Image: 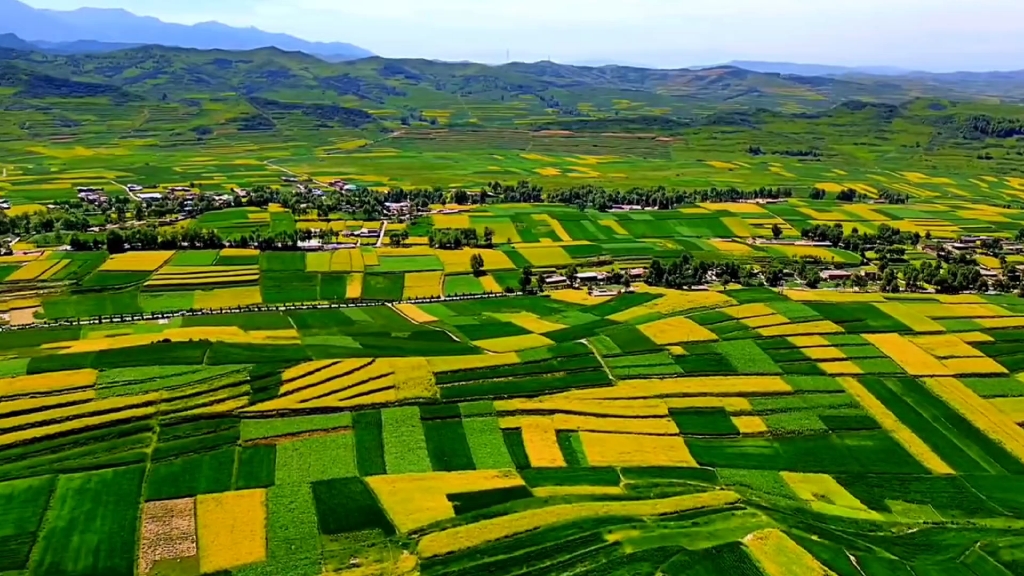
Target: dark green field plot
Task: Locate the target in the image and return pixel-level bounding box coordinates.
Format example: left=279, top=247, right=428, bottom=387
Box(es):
left=260, top=251, right=307, bottom=272
left=31, top=466, right=146, bottom=576
left=444, top=274, right=485, bottom=296
left=672, top=408, right=741, bottom=436
left=0, top=476, right=55, bottom=572
left=261, top=271, right=320, bottom=303
left=312, top=477, right=395, bottom=535
left=362, top=274, right=405, bottom=301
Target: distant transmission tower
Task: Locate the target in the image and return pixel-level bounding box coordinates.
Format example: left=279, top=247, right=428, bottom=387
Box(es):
left=507, top=49, right=510, bottom=62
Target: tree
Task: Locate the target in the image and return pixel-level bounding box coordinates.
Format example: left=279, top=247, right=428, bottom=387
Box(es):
left=565, top=264, right=578, bottom=287
left=880, top=268, right=901, bottom=293
left=106, top=228, right=126, bottom=254
left=389, top=231, right=405, bottom=248
left=519, top=267, right=534, bottom=293
left=470, top=253, right=485, bottom=276
left=763, top=264, right=786, bottom=288
left=851, top=273, right=869, bottom=291
left=903, top=266, right=923, bottom=292
left=482, top=227, right=494, bottom=248
left=771, top=224, right=783, bottom=240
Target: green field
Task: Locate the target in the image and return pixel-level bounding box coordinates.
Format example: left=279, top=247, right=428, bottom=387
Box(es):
left=1, top=287, right=1024, bottom=574
left=5, top=42, right=1024, bottom=576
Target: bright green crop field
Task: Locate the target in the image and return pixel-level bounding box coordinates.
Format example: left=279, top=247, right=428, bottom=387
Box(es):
left=5, top=45, right=1024, bottom=576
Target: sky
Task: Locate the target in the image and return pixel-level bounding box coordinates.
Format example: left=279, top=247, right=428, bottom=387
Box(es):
left=21, top=0, right=1024, bottom=71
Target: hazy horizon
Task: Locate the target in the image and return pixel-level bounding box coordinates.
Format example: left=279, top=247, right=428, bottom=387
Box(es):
left=18, top=0, right=1024, bottom=72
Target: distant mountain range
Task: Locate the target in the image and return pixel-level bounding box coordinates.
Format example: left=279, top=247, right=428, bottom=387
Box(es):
left=0, top=0, right=373, bottom=60
left=723, top=61, right=914, bottom=77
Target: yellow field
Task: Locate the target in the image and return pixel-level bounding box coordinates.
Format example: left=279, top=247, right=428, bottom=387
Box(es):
left=909, top=335, right=984, bottom=358
left=838, top=377, right=954, bottom=475
left=532, top=486, right=623, bottom=497
left=0, top=390, right=96, bottom=416
left=758, top=321, right=844, bottom=337
left=874, top=303, right=946, bottom=332
left=391, top=357, right=437, bottom=400
left=394, top=303, right=438, bottom=323
left=194, top=286, right=262, bottom=309
left=4, top=259, right=60, bottom=282
left=0, top=406, right=156, bottom=448
left=664, top=397, right=754, bottom=412
left=331, top=249, right=365, bottom=272
left=403, top=271, right=443, bottom=299
left=496, top=398, right=670, bottom=418
left=37, top=259, right=71, bottom=281
left=942, top=357, right=1008, bottom=375
left=99, top=251, right=175, bottom=272
left=0, top=369, right=97, bottom=398
left=146, top=274, right=261, bottom=288
left=260, top=362, right=395, bottom=409
left=579, top=432, right=697, bottom=467
left=770, top=245, right=840, bottom=260
left=0, top=393, right=159, bottom=433
left=519, top=417, right=566, bottom=467
left=785, top=290, right=883, bottom=303
left=957, top=331, right=994, bottom=343
left=479, top=275, right=502, bottom=292
left=638, top=316, right=718, bottom=345
left=0, top=253, right=42, bottom=264
left=517, top=246, right=573, bottom=267
left=219, top=248, right=259, bottom=258
left=722, top=217, right=756, bottom=237
left=436, top=249, right=516, bottom=273
left=533, top=214, right=573, bottom=242
left=923, top=377, right=1024, bottom=464
left=596, top=218, right=628, bottom=235
left=502, top=414, right=680, bottom=436
left=903, top=303, right=1011, bottom=318
left=432, top=213, right=471, bottom=229
left=475, top=334, right=554, bottom=353
left=744, top=529, right=833, bottom=576
left=724, top=303, right=776, bottom=319
left=709, top=239, right=754, bottom=253
left=803, top=347, right=846, bottom=360
left=781, top=472, right=878, bottom=518
left=196, top=490, right=267, bottom=573
left=742, top=314, right=789, bottom=328
left=991, top=397, right=1024, bottom=424
left=367, top=470, right=524, bottom=533
left=732, top=415, right=768, bottom=434
left=787, top=335, right=831, bottom=347
left=426, top=353, right=519, bottom=372
left=864, top=334, right=951, bottom=376
left=819, top=361, right=863, bottom=375
left=346, top=273, right=364, bottom=299
left=699, top=202, right=766, bottom=214
left=44, top=326, right=300, bottom=354
left=418, top=491, right=740, bottom=558
left=611, top=285, right=735, bottom=321
left=554, top=377, right=791, bottom=401
left=548, top=290, right=615, bottom=306
left=491, top=312, right=567, bottom=334
left=976, top=317, right=1024, bottom=329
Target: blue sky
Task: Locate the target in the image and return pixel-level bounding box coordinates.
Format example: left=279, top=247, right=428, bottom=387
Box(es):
left=22, top=0, right=1024, bottom=71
